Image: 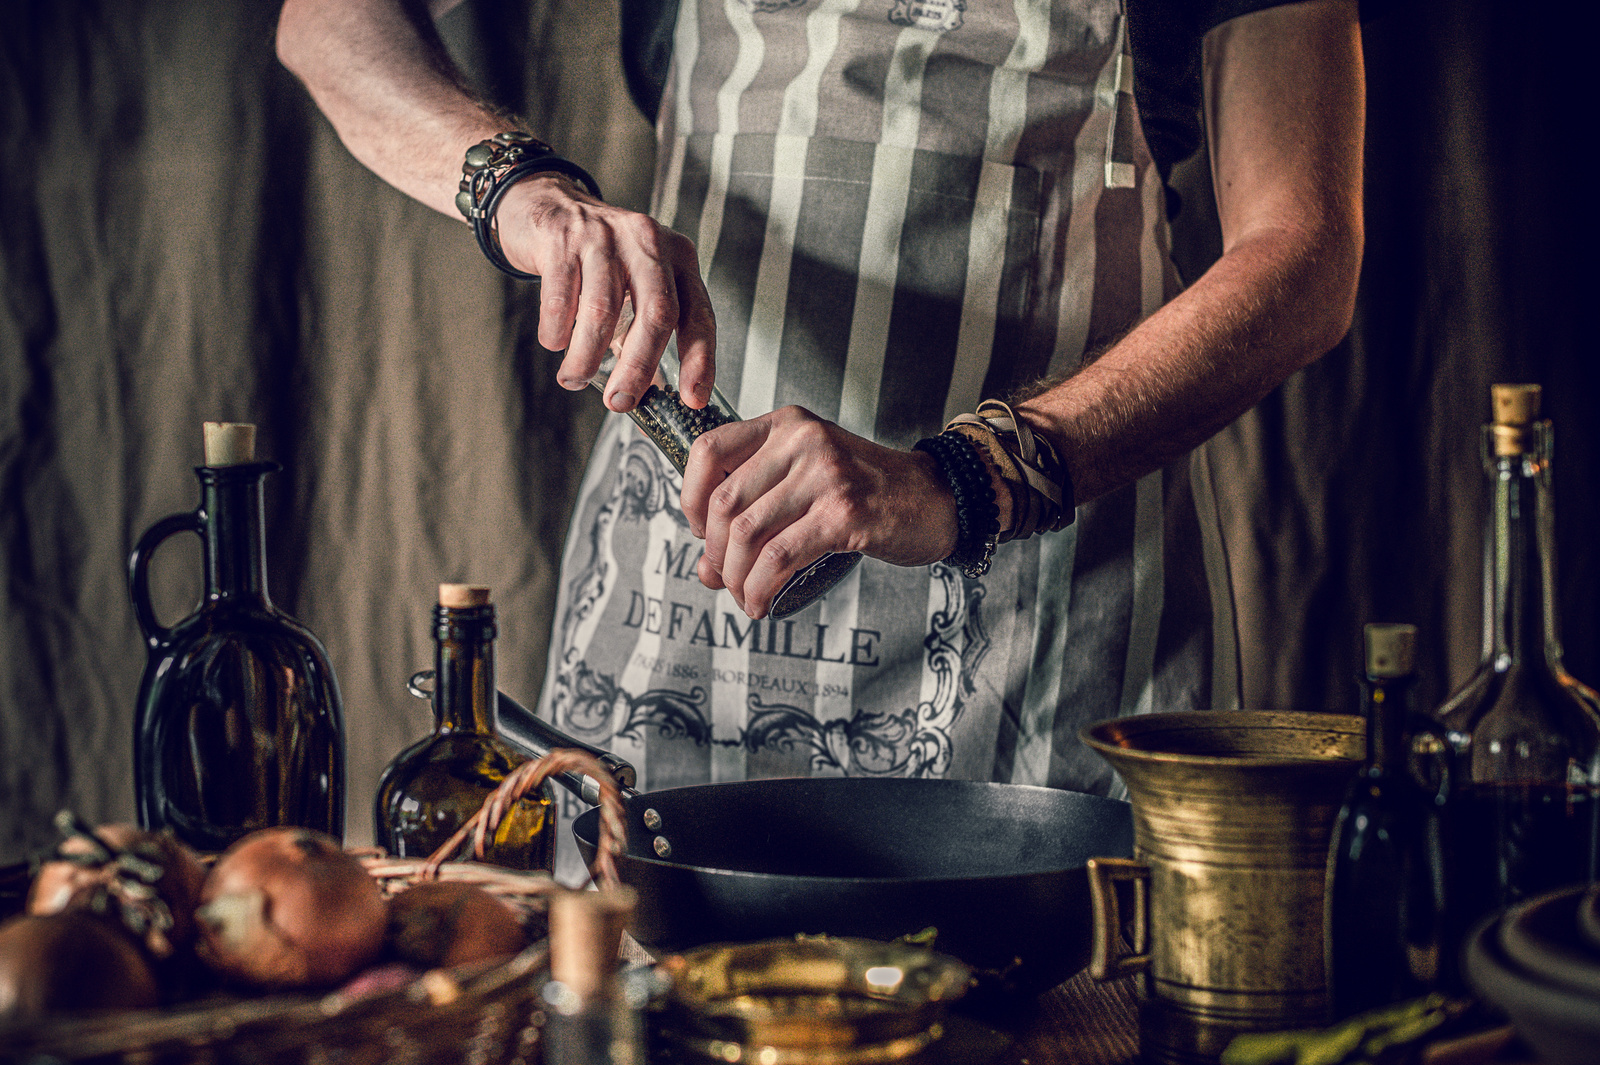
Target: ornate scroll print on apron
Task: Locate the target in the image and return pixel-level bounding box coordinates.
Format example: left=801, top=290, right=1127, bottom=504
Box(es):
left=539, top=0, right=1234, bottom=879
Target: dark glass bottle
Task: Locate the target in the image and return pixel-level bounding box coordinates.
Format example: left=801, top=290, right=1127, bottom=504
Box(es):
left=1326, top=623, right=1446, bottom=1019
left=374, top=585, right=557, bottom=872
left=130, top=422, right=345, bottom=851
left=1437, top=384, right=1600, bottom=935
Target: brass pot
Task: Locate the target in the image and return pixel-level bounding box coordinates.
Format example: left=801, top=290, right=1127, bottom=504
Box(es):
left=1080, top=711, right=1363, bottom=1065
left=654, top=936, right=973, bottom=1064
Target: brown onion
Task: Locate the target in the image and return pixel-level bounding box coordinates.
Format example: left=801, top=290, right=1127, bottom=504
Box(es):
left=0, top=913, right=160, bottom=1020
left=195, top=827, right=386, bottom=990
left=28, top=822, right=206, bottom=959
left=386, top=881, right=529, bottom=970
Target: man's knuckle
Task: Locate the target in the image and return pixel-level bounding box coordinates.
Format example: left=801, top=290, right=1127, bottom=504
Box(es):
left=761, top=537, right=797, bottom=573
left=638, top=300, right=677, bottom=335
left=729, top=511, right=764, bottom=545
left=708, top=483, right=740, bottom=519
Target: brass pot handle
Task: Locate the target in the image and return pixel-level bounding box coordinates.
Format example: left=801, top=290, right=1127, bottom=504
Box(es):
left=1087, top=856, right=1151, bottom=981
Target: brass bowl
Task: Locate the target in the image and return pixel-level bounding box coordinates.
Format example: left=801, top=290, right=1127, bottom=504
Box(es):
left=655, top=936, right=972, bottom=1064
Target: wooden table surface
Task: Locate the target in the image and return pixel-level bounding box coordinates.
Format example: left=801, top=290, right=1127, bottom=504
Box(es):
left=929, top=969, right=1140, bottom=1065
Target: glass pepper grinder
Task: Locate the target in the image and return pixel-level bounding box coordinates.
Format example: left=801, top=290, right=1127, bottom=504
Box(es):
left=592, top=309, right=862, bottom=620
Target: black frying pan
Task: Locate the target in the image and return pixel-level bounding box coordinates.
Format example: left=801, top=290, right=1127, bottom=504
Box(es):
left=499, top=693, right=1132, bottom=995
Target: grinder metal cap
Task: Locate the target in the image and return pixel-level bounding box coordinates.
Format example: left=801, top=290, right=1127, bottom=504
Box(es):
left=1490, top=383, right=1542, bottom=456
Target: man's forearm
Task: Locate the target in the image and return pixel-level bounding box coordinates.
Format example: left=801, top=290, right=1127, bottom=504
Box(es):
left=275, top=0, right=516, bottom=218
left=1019, top=217, right=1360, bottom=505
left=1017, top=0, right=1364, bottom=509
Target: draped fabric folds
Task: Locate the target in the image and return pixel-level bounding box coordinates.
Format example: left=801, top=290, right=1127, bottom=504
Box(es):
left=2, top=0, right=1595, bottom=865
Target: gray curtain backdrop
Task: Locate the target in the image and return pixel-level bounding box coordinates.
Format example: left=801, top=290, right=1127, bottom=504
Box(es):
left=2, top=0, right=1594, bottom=864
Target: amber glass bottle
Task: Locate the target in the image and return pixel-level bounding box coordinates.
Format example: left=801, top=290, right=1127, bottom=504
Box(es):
left=374, top=585, right=556, bottom=871
left=1437, top=385, right=1600, bottom=938
left=130, top=422, right=346, bottom=851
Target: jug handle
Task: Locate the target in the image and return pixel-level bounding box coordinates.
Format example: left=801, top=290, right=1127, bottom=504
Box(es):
left=128, top=512, right=204, bottom=649
left=1087, top=856, right=1151, bottom=981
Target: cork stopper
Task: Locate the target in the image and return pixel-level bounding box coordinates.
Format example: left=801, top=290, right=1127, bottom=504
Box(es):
left=202, top=422, right=256, bottom=466
left=1364, top=623, right=1417, bottom=679
left=1490, top=384, right=1542, bottom=456
left=548, top=887, right=637, bottom=1003
left=1491, top=383, right=1542, bottom=425
left=438, top=584, right=492, bottom=608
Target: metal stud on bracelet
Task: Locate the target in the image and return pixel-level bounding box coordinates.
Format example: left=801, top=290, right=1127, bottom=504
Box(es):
left=455, top=131, right=602, bottom=280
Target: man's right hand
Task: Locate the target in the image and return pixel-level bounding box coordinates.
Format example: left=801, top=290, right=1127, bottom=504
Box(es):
left=275, top=0, right=716, bottom=413
left=495, top=173, right=716, bottom=414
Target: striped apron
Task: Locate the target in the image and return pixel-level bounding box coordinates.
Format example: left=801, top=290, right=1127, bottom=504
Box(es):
left=538, top=0, right=1238, bottom=879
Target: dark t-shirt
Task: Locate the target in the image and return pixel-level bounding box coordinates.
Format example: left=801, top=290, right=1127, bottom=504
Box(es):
left=618, top=0, right=1297, bottom=199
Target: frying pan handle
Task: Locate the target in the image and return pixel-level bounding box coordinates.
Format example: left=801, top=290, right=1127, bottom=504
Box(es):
left=1087, top=856, right=1151, bottom=981
left=496, top=688, right=638, bottom=801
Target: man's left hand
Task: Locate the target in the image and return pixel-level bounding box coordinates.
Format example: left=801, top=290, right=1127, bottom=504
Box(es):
left=679, top=406, right=959, bottom=618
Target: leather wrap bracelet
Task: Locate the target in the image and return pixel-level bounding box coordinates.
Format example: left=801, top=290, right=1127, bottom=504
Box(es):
left=914, top=431, right=1000, bottom=578
left=945, top=399, right=1075, bottom=541
left=455, top=131, right=602, bottom=280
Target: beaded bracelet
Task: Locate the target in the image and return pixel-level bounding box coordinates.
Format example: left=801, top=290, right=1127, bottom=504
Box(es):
left=914, top=431, right=1000, bottom=578
left=945, top=399, right=1074, bottom=541
left=455, top=131, right=602, bottom=280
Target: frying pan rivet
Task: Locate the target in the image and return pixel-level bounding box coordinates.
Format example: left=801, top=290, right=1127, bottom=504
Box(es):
left=643, top=808, right=663, bottom=831
left=653, top=835, right=673, bottom=859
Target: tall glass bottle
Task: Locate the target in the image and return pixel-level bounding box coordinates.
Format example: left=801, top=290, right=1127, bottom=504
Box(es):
left=374, top=585, right=557, bottom=872
left=1437, top=384, right=1600, bottom=933
left=1326, top=623, right=1446, bottom=1018
left=130, top=422, right=346, bottom=851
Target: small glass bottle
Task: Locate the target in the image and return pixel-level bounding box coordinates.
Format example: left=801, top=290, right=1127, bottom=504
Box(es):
left=1326, top=623, right=1446, bottom=1018
left=591, top=319, right=862, bottom=620
left=542, top=887, right=645, bottom=1065
left=374, top=585, right=557, bottom=871
left=130, top=422, right=346, bottom=851
left=1437, top=384, right=1600, bottom=933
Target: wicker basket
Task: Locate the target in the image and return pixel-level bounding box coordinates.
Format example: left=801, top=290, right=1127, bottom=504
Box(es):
left=0, top=749, right=627, bottom=1065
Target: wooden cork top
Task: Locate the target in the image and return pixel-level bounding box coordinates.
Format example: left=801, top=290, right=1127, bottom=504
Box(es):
left=1491, top=383, right=1541, bottom=425
left=548, top=887, right=637, bottom=1003
left=202, top=422, right=256, bottom=466
left=1490, top=384, right=1543, bottom=456
left=438, top=584, right=492, bottom=608
left=1364, top=623, right=1417, bottom=679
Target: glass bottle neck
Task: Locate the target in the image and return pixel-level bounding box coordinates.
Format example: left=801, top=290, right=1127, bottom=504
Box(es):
left=198, top=463, right=276, bottom=605
left=1487, top=445, right=1558, bottom=672
left=1361, top=675, right=1414, bottom=773
left=433, top=605, right=497, bottom=734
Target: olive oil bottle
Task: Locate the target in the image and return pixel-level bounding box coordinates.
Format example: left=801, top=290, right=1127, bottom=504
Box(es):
left=1436, top=385, right=1600, bottom=940
left=374, top=585, right=556, bottom=872
left=130, top=422, right=345, bottom=851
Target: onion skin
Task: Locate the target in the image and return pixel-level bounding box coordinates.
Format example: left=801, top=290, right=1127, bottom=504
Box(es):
left=195, top=828, right=387, bottom=990
left=386, top=881, right=529, bottom=970
left=0, top=913, right=160, bottom=1020
left=27, top=824, right=207, bottom=958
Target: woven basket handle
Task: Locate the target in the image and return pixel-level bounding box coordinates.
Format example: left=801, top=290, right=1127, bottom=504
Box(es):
left=420, top=748, right=627, bottom=890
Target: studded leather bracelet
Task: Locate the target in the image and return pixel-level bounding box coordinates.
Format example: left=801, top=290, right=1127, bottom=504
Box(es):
left=454, top=131, right=602, bottom=280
